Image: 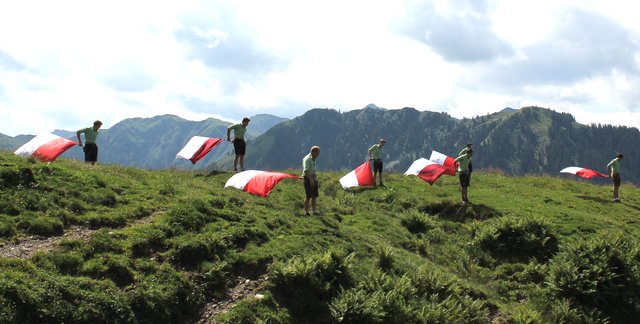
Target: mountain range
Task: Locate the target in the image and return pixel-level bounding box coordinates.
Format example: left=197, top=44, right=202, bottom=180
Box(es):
left=2, top=106, right=638, bottom=184
left=240, top=106, right=640, bottom=184
left=0, top=114, right=288, bottom=170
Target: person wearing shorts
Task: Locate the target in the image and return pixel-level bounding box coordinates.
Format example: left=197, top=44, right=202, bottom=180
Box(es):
left=76, top=120, right=102, bottom=165
left=607, top=153, right=623, bottom=203
left=303, top=146, right=320, bottom=216
left=227, top=117, right=250, bottom=172
left=454, top=149, right=473, bottom=204
left=368, top=138, right=386, bottom=186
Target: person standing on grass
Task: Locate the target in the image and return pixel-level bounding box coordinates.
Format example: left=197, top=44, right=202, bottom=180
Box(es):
left=454, top=149, right=473, bottom=204
left=368, top=138, right=386, bottom=187
left=459, top=143, right=473, bottom=175
left=76, top=120, right=102, bottom=165
left=227, top=117, right=250, bottom=172
left=607, top=153, right=624, bottom=203
left=303, top=146, right=320, bottom=216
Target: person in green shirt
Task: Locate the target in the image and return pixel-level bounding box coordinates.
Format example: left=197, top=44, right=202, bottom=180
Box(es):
left=302, top=146, right=320, bottom=216
left=76, top=120, right=102, bottom=165
left=459, top=143, right=473, bottom=174
left=368, top=138, right=386, bottom=186
left=607, top=153, right=624, bottom=203
left=454, top=149, right=473, bottom=204
left=226, top=117, right=250, bottom=172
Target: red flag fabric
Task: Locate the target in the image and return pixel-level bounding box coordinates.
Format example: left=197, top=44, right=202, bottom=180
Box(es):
left=560, top=167, right=608, bottom=179
left=176, top=136, right=223, bottom=164
left=429, top=150, right=456, bottom=176
left=404, top=158, right=449, bottom=185
left=225, top=170, right=298, bottom=197
left=339, top=161, right=375, bottom=188
left=14, top=133, right=77, bottom=162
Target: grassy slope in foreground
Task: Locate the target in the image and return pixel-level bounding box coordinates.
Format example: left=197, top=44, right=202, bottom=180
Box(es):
left=0, top=152, right=639, bottom=323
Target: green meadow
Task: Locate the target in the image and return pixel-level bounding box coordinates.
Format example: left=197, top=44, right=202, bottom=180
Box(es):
left=1, top=151, right=639, bottom=323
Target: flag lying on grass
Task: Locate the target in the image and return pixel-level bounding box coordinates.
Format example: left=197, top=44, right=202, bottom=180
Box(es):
left=176, top=136, right=223, bottom=164
left=404, top=158, right=450, bottom=185
left=14, top=133, right=76, bottom=162
left=429, top=150, right=456, bottom=175
left=560, top=167, right=608, bottom=179
left=225, top=170, right=298, bottom=197
left=339, top=161, right=375, bottom=189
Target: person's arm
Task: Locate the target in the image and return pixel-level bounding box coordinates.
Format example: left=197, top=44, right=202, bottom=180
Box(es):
left=226, top=126, right=232, bottom=142
left=459, top=148, right=467, bottom=156
left=368, top=146, right=373, bottom=160
left=76, top=130, right=84, bottom=147
left=607, top=161, right=613, bottom=177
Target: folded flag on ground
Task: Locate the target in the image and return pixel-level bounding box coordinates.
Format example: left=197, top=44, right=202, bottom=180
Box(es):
left=14, top=133, right=76, bottom=162
left=404, top=158, right=450, bottom=185
left=225, top=170, right=298, bottom=197
left=339, top=160, right=375, bottom=189
left=560, top=167, right=608, bottom=179
left=176, top=136, right=223, bottom=164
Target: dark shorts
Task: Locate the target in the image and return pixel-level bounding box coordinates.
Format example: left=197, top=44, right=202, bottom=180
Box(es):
left=233, top=139, right=246, bottom=155
left=83, top=143, right=98, bottom=162
left=468, top=161, right=473, bottom=173
left=613, top=173, right=621, bottom=187
left=304, top=176, right=319, bottom=198
left=459, top=172, right=470, bottom=188
left=373, top=159, right=383, bottom=173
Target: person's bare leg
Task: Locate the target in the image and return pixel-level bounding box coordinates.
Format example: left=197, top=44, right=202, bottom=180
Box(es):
left=239, top=155, right=245, bottom=171
left=311, top=197, right=317, bottom=214
left=304, top=197, right=310, bottom=214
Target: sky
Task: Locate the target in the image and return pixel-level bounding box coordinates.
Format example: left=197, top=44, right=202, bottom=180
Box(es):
left=1, top=0, right=640, bottom=136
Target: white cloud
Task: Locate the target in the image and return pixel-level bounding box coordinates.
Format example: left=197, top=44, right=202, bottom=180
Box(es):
left=1, top=0, right=640, bottom=136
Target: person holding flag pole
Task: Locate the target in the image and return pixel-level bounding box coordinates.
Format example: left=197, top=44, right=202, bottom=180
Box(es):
left=607, top=153, right=624, bottom=203
left=368, top=138, right=386, bottom=187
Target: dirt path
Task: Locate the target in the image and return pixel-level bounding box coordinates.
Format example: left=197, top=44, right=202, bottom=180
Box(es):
left=196, top=275, right=269, bottom=323
left=0, top=211, right=163, bottom=259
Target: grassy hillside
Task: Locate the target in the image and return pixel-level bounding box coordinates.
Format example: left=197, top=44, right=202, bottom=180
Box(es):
left=1, top=152, right=639, bottom=323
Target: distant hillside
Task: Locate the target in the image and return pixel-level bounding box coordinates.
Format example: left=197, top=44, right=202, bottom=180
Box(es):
left=242, top=106, right=640, bottom=184
left=1, top=113, right=287, bottom=169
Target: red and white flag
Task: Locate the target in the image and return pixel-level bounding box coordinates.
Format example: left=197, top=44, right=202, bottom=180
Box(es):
left=339, top=161, right=375, bottom=189
left=14, top=133, right=76, bottom=162
left=176, top=136, right=223, bottom=164
left=429, top=150, right=456, bottom=176
left=225, top=170, right=298, bottom=197
left=560, top=167, right=608, bottom=179
left=404, top=158, right=449, bottom=185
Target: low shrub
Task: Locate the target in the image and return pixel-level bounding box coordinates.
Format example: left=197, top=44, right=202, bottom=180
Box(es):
left=270, top=250, right=354, bottom=321
left=216, top=292, right=291, bottom=324
left=167, top=233, right=228, bottom=268
left=83, top=230, right=126, bottom=257
left=545, top=233, right=640, bottom=322
left=474, top=216, right=558, bottom=263
left=32, top=251, right=84, bottom=275
left=81, top=253, right=136, bottom=287
left=16, top=213, right=64, bottom=236
left=87, top=213, right=127, bottom=229
left=0, top=215, right=16, bottom=237
left=400, top=211, right=433, bottom=234
left=0, top=167, right=36, bottom=188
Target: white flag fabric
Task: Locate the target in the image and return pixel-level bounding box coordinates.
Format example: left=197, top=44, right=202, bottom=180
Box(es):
left=404, top=158, right=449, bottom=185
left=225, top=170, right=298, bottom=197
left=560, top=166, right=607, bottom=179
left=339, top=161, right=375, bottom=189
left=429, top=150, right=456, bottom=176
left=14, top=133, right=76, bottom=162
left=176, top=136, right=223, bottom=164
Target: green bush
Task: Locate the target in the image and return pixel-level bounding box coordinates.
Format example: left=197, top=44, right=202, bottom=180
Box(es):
left=16, top=213, right=64, bottom=236
left=270, top=251, right=354, bottom=321
left=81, top=253, right=136, bottom=287
left=127, top=263, right=204, bottom=323
left=0, top=167, right=36, bottom=188
left=0, top=215, right=16, bottom=237
left=167, top=233, right=228, bottom=268
left=0, top=269, right=134, bottom=323
left=474, top=216, right=558, bottom=263
left=129, top=226, right=167, bottom=257
left=32, top=251, right=84, bottom=275
left=400, top=211, right=433, bottom=234
left=216, top=292, right=290, bottom=323
left=87, top=213, right=127, bottom=229
left=164, top=202, right=219, bottom=233
left=83, top=230, right=126, bottom=257
left=330, top=268, right=489, bottom=323
left=546, top=233, right=640, bottom=322
left=375, top=246, right=395, bottom=272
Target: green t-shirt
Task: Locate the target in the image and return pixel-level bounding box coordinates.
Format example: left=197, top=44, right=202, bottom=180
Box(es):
left=455, top=154, right=471, bottom=173
left=608, top=158, right=621, bottom=175
left=79, top=127, right=99, bottom=144
left=369, top=144, right=383, bottom=160
left=303, top=153, right=316, bottom=176
left=228, top=124, right=247, bottom=140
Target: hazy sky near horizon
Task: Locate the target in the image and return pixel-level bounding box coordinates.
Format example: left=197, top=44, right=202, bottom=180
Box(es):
left=1, top=0, right=640, bottom=136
